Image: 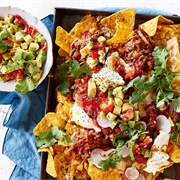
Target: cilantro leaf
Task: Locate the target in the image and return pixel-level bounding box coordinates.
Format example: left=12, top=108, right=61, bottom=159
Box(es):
left=0, top=28, right=12, bottom=40
left=15, top=77, right=36, bottom=94
left=58, top=77, right=70, bottom=95
left=26, top=63, right=40, bottom=76
left=124, top=46, right=180, bottom=112
left=0, top=39, right=13, bottom=53
left=57, top=60, right=92, bottom=95
left=35, top=126, right=73, bottom=148
left=172, top=97, right=180, bottom=112
left=152, top=46, right=168, bottom=69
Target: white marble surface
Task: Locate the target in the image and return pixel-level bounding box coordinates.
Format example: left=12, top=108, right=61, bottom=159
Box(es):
left=0, top=0, right=180, bottom=179
left=1, top=0, right=180, bottom=19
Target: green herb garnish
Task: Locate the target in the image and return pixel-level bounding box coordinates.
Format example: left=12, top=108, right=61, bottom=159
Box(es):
left=57, top=60, right=92, bottom=95
left=123, top=46, right=180, bottom=112
left=35, top=126, right=74, bottom=148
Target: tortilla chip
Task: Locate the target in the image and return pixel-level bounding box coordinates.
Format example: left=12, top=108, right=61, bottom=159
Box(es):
left=70, top=16, right=97, bottom=39
left=38, top=147, right=57, bottom=178
left=33, top=112, right=65, bottom=136
left=55, top=102, right=72, bottom=121
left=139, top=15, right=174, bottom=37
left=54, top=149, right=81, bottom=180
left=106, top=21, right=134, bottom=45
left=87, top=164, right=123, bottom=180
left=55, top=26, right=77, bottom=53
left=166, top=36, right=180, bottom=72
left=100, top=8, right=136, bottom=32
left=169, top=143, right=180, bottom=163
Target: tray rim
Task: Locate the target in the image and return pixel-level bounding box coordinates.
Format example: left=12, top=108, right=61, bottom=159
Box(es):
left=41, top=7, right=180, bottom=179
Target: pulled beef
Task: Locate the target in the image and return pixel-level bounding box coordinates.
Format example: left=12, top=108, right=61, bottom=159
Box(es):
left=119, top=28, right=155, bottom=77
left=68, top=129, right=112, bottom=161
left=69, top=29, right=104, bottom=60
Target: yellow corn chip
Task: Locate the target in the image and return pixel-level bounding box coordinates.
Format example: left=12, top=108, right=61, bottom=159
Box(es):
left=70, top=16, right=97, bottom=39
left=101, top=8, right=136, bottom=32
left=38, top=147, right=57, bottom=178
left=33, top=112, right=65, bottom=136
left=55, top=26, right=77, bottom=53
left=139, top=15, right=174, bottom=36
left=169, top=143, right=180, bottom=163
left=106, top=21, right=134, bottom=45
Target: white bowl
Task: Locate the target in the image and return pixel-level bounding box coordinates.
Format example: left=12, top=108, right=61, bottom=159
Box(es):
left=0, top=6, right=53, bottom=92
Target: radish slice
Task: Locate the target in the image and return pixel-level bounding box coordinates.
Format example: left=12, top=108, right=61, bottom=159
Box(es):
left=125, top=167, right=139, bottom=180
left=121, top=144, right=129, bottom=158
left=90, top=148, right=115, bottom=168
left=156, top=115, right=171, bottom=133
left=134, top=121, right=147, bottom=131
left=96, top=115, right=116, bottom=128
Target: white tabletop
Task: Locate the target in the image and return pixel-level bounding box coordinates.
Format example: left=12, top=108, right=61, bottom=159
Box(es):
left=0, top=0, right=180, bottom=179
left=1, top=0, right=180, bottom=19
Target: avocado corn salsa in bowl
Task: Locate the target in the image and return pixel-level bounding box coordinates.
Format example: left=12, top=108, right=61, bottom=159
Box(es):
left=0, top=7, right=52, bottom=93
left=34, top=8, right=180, bottom=180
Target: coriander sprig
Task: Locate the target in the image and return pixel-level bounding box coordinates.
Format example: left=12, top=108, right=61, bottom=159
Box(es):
left=123, top=46, right=180, bottom=112
left=57, top=60, right=92, bottom=95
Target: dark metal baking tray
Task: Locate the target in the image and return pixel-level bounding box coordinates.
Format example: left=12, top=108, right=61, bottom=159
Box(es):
left=41, top=7, right=180, bottom=180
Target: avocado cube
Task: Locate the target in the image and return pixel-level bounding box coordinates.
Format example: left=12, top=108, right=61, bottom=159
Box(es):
left=87, top=57, right=98, bottom=69
left=122, top=103, right=133, bottom=113
left=80, top=47, right=89, bottom=58
left=26, top=51, right=35, bottom=60
left=134, top=111, right=139, bottom=121
left=106, top=112, right=117, bottom=122
left=114, top=97, right=123, bottom=107
left=36, top=54, right=46, bottom=64
left=128, top=121, right=135, bottom=128
left=36, top=33, right=46, bottom=43
left=24, top=34, right=34, bottom=44
left=88, top=78, right=97, bottom=98
left=113, top=86, right=124, bottom=99
left=4, top=14, right=14, bottom=23
left=15, top=31, right=24, bottom=42
left=29, top=42, right=39, bottom=51
left=97, top=36, right=106, bottom=43
left=21, top=42, right=28, bottom=50
left=7, top=27, right=14, bottom=34
left=113, top=105, right=122, bottom=115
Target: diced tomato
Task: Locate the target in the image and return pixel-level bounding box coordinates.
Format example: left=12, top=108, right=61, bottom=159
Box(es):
left=28, top=25, right=37, bottom=36
left=120, top=109, right=134, bottom=122
left=13, top=69, right=24, bottom=80
left=5, top=74, right=14, bottom=81
left=166, top=141, right=173, bottom=153
left=103, top=103, right=115, bottom=114
left=14, top=14, right=24, bottom=26
left=22, top=24, right=37, bottom=36
left=88, top=49, right=99, bottom=59
left=22, top=24, right=29, bottom=34
left=139, top=137, right=152, bottom=147
left=4, top=39, right=13, bottom=44
left=93, top=42, right=105, bottom=51
left=135, top=154, right=148, bottom=164
left=111, top=58, right=117, bottom=67
left=41, top=41, right=48, bottom=50
left=125, top=65, right=135, bottom=80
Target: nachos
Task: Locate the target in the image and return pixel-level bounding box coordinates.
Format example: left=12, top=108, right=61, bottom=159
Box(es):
left=34, top=8, right=180, bottom=180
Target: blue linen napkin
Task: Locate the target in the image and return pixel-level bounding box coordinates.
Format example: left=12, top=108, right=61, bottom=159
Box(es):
left=0, top=8, right=174, bottom=180
left=0, top=14, right=53, bottom=180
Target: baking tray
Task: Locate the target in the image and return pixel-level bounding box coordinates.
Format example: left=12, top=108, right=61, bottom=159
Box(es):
left=41, top=7, right=180, bottom=180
